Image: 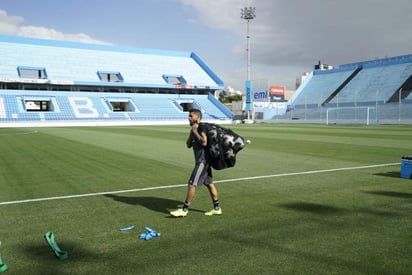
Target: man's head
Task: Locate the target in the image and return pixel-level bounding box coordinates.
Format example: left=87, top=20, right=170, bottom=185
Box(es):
left=188, top=109, right=202, bottom=125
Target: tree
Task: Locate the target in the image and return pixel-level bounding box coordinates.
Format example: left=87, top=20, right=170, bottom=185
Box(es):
left=218, top=89, right=243, bottom=103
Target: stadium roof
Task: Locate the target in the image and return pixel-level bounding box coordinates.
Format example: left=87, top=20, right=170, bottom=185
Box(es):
left=315, top=53, right=412, bottom=75
left=0, top=35, right=224, bottom=90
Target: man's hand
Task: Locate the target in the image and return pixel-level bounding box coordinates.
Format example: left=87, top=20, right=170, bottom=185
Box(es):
left=190, top=121, right=207, bottom=146
left=191, top=121, right=199, bottom=132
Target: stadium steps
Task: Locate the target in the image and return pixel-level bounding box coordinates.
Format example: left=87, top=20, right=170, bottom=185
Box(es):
left=387, top=74, right=412, bottom=103
left=330, top=62, right=412, bottom=104
left=322, top=66, right=362, bottom=106
left=290, top=69, right=357, bottom=107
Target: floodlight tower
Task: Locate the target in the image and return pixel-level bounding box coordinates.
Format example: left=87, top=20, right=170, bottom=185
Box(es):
left=241, top=6, right=256, bottom=121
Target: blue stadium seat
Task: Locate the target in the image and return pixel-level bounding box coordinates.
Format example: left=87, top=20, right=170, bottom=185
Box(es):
left=329, top=62, right=412, bottom=105
left=291, top=69, right=357, bottom=107
left=0, top=90, right=232, bottom=123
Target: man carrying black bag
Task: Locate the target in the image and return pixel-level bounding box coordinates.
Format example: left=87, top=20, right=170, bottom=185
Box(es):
left=170, top=109, right=222, bottom=217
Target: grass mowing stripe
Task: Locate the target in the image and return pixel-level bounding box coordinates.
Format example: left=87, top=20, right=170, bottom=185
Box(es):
left=0, top=162, right=399, bottom=206
left=0, top=130, right=38, bottom=136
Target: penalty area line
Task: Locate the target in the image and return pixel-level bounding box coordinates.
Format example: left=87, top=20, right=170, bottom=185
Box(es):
left=0, top=162, right=399, bottom=206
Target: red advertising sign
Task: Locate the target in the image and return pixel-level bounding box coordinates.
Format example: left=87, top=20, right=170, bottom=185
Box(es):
left=269, top=86, right=285, bottom=102
left=269, top=86, right=285, bottom=95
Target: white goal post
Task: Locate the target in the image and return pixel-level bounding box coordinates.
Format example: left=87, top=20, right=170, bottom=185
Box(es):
left=326, top=106, right=376, bottom=125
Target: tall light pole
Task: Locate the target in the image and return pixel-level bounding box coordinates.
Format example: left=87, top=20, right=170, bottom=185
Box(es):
left=241, top=6, right=256, bottom=121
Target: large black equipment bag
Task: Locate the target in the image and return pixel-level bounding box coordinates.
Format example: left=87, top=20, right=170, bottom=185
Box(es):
left=200, top=122, right=245, bottom=170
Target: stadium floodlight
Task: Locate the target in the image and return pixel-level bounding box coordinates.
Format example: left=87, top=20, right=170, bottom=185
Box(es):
left=240, top=6, right=256, bottom=81
left=241, top=6, right=256, bottom=121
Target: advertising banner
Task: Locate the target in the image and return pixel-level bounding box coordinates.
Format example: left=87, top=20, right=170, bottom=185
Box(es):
left=245, top=80, right=252, bottom=111
left=252, top=90, right=269, bottom=101
left=269, top=85, right=285, bottom=102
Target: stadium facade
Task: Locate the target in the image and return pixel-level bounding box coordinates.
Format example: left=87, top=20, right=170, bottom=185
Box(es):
left=0, top=35, right=233, bottom=127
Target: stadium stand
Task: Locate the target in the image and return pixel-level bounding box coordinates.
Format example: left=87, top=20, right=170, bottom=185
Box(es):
left=328, top=62, right=412, bottom=105
left=0, top=35, right=232, bottom=127
left=275, top=54, right=412, bottom=124
left=290, top=67, right=360, bottom=107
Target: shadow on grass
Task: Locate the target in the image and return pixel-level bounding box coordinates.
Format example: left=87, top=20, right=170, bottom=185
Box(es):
left=19, top=239, right=98, bottom=274
left=217, top=229, right=393, bottom=275
left=356, top=208, right=397, bottom=217
left=280, top=201, right=400, bottom=218
left=104, top=194, right=203, bottom=214
left=278, top=202, right=347, bottom=215
left=363, top=190, right=412, bottom=199
left=373, top=171, right=401, bottom=178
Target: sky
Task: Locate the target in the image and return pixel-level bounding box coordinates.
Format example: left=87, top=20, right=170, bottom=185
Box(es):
left=0, top=0, right=411, bottom=92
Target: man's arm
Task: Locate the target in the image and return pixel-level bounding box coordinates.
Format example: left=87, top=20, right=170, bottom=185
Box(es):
left=186, top=131, right=194, bottom=148
left=191, top=123, right=207, bottom=147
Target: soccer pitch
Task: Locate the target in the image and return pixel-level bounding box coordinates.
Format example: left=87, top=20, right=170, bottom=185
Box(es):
left=0, top=124, right=411, bottom=274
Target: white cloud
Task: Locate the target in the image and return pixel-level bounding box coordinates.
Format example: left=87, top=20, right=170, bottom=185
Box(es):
left=0, top=9, right=110, bottom=45
left=181, top=0, right=412, bottom=66
left=0, top=10, right=23, bottom=35
left=181, top=0, right=248, bottom=32
left=181, top=0, right=412, bottom=89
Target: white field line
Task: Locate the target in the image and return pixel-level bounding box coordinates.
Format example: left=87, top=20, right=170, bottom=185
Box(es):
left=0, top=162, right=399, bottom=206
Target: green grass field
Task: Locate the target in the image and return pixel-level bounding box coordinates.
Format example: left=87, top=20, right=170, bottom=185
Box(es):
left=0, top=124, right=411, bottom=274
